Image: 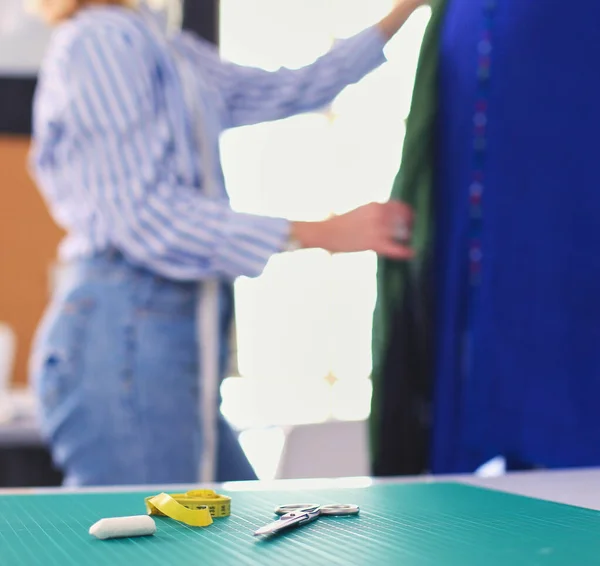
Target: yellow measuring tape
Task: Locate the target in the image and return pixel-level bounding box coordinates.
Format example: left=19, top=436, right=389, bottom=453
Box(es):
left=145, top=490, right=231, bottom=528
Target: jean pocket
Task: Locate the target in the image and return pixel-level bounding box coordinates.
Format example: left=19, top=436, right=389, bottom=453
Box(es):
left=32, top=297, right=96, bottom=419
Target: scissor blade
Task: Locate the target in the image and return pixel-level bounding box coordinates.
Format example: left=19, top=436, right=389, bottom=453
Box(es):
left=254, top=515, right=305, bottom=536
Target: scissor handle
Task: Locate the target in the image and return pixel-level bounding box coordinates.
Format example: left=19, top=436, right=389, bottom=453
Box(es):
left=275, top=503, right=359, bottom=516
left=275, top=503, right=320, bottom=515
left=318, top=504, right=360, bottom=516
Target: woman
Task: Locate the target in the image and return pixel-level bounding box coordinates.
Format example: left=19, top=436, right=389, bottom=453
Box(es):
left=29, top=0, right=425, bottom=486
left=372, top=0, right=600, bottom=476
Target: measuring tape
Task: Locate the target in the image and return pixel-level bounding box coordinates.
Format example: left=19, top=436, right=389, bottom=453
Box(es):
left=145, top=490, right=231, bottom=528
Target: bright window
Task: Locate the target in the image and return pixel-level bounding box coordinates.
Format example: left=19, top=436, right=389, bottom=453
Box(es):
left=219, top=1, right=431, bottom=432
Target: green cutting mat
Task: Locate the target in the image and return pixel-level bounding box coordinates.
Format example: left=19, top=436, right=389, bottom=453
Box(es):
left=1, top=482, right=599, bottom=565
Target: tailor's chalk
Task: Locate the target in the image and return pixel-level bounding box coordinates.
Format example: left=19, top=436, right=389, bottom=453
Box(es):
left=89, top=515, right=156, bottom=540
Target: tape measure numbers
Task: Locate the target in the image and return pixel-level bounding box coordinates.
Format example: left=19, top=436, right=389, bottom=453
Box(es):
left=145, top=490, right=231, bottom=527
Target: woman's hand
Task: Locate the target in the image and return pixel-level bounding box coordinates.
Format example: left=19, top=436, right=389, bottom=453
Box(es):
left=378, top=0, right=429, bottom=41
left=291, top=201, right=414, bottom=260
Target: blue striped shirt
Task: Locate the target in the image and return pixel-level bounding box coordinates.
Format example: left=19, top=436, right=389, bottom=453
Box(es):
left=31, top=4, right=387, bottom=281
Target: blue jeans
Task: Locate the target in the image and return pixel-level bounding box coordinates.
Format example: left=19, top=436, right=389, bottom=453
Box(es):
left=30, top=251, right=256, bottom=486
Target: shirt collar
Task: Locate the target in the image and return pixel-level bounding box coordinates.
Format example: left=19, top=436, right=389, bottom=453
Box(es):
left=137, top=1, right=170, bottom=35
left=76, top=1, right=170, bottom=36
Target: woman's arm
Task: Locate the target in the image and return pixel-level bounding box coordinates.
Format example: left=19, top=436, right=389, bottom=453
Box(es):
left=32, top=24, right=412, bottom=282
left=379, top=0, right=429, bottom=40
left=179, top=0, right=427, bottom=129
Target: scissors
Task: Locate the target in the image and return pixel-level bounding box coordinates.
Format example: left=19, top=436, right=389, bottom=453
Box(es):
left=253, top=503, right=360, bottom=536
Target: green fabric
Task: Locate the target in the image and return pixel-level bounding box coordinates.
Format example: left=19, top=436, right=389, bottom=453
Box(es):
left=370, top=0, right=448, bottom=471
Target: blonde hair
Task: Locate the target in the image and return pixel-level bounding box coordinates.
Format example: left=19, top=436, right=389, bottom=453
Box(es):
left=25, top=0, right=136, bottom=15
left=26, top=0, right=182, bottom=29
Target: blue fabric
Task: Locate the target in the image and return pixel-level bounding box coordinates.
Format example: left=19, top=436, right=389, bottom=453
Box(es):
left=432, top=0, right=600, bottom=473
left=30, top=252, right=256, bottom=486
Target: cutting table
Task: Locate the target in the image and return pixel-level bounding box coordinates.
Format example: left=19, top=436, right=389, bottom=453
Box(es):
left=1, top=470, right=599, bottom=565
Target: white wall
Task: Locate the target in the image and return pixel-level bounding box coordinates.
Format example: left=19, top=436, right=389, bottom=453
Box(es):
left=0, top=0, right=52, bottom=75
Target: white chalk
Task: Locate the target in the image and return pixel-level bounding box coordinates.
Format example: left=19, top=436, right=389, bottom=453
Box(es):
left=89, top=515, right=156, bottom=540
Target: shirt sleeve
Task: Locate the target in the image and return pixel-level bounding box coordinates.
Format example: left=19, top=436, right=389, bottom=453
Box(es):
left=50, top=25, right=290, bottom=281
left=179, top=25, right=388, bottom=129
